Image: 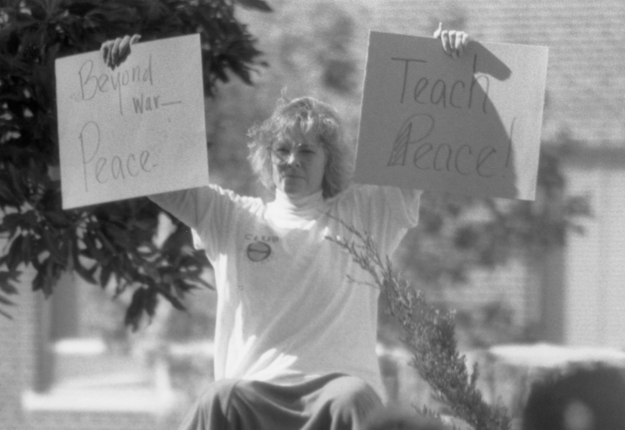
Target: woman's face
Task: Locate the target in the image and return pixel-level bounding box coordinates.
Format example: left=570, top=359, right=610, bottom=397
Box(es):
left=271, top=132, right=327, bottom=199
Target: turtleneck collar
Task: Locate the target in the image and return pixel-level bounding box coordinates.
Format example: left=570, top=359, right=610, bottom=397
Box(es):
left=269, top=189, right=325, bottom=217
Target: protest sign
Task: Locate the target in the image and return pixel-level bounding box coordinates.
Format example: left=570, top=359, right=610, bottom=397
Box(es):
left=355, top=32, right=548, bottom=200
left=56, top=34, right=208, bottom=209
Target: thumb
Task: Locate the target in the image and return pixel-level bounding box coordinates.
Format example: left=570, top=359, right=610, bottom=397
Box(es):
left=130, top=34, right=142, bottom=45
left=433, top=22, right=443, bottom=38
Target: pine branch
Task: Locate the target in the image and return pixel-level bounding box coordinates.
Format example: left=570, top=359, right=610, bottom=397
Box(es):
left=327, top=224, right=511, bottom=430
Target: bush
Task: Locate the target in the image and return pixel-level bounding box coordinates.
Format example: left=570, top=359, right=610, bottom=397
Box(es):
left=0, top=0, right=268, bottom=327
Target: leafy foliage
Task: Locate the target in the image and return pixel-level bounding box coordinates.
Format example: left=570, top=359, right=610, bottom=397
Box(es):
left=387, top=142, right=590, bottom=348
left=397, top=143, right=590, bottom=291
left=328, top=226, right=511, bottom=430
left=0, top=0, right=268, bottom=327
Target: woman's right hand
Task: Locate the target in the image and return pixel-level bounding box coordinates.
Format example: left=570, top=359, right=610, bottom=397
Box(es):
left=100, top=34, right=141, bottom=70
left=433, top=23, right=470, bottom=58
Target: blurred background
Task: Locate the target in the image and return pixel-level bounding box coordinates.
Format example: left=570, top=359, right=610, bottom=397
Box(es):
left=1, top=0, right=624, bottom=429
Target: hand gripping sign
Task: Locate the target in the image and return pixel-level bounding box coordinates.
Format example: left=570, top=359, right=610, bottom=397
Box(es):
left=56, top=34, right=209, bottom=209
left=355, top=32, right=548, bottom=200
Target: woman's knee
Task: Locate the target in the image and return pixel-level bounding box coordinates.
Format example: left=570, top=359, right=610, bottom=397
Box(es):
left=326, top=377, right=382, bottom=420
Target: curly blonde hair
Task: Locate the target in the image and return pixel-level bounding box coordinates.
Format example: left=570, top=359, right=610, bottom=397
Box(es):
left=247, top=96, right=354, bottom=198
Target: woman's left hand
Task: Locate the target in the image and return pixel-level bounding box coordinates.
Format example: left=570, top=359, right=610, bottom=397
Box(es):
left=433, top=22, right=471, bottom=58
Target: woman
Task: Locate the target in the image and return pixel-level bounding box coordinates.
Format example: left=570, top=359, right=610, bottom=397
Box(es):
left=102, top=26, right=469, bottom=430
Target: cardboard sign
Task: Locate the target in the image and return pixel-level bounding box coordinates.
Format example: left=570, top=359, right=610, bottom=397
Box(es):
left=56, top=34, right=208, bottom=209
left=355, top=32, right=548, bottom=200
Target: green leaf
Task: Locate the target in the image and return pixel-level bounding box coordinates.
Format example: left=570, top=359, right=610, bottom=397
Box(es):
left=71, top=237, right=96, bottom=284
left=0, top=213, right=22, bottom=234
left=125, top=287, right=147, bottom=330
left=234, top=0, right=272, bottom=12
left=99, top=263, right=112, bottom=287
left=0, top=270, right=20, bottom=296
left=6, top=235, right=25, bottom=272
left=156, top=283, right=186, bottom=312
left=31, top=258, right=53, bottom=296
left=42, top=228, right=65, bottom=265
left=66, top=1, right=99, bottom=17
left=124, top=285, right=159, bottom=331
left=7, top=164, right=25, bottom=203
